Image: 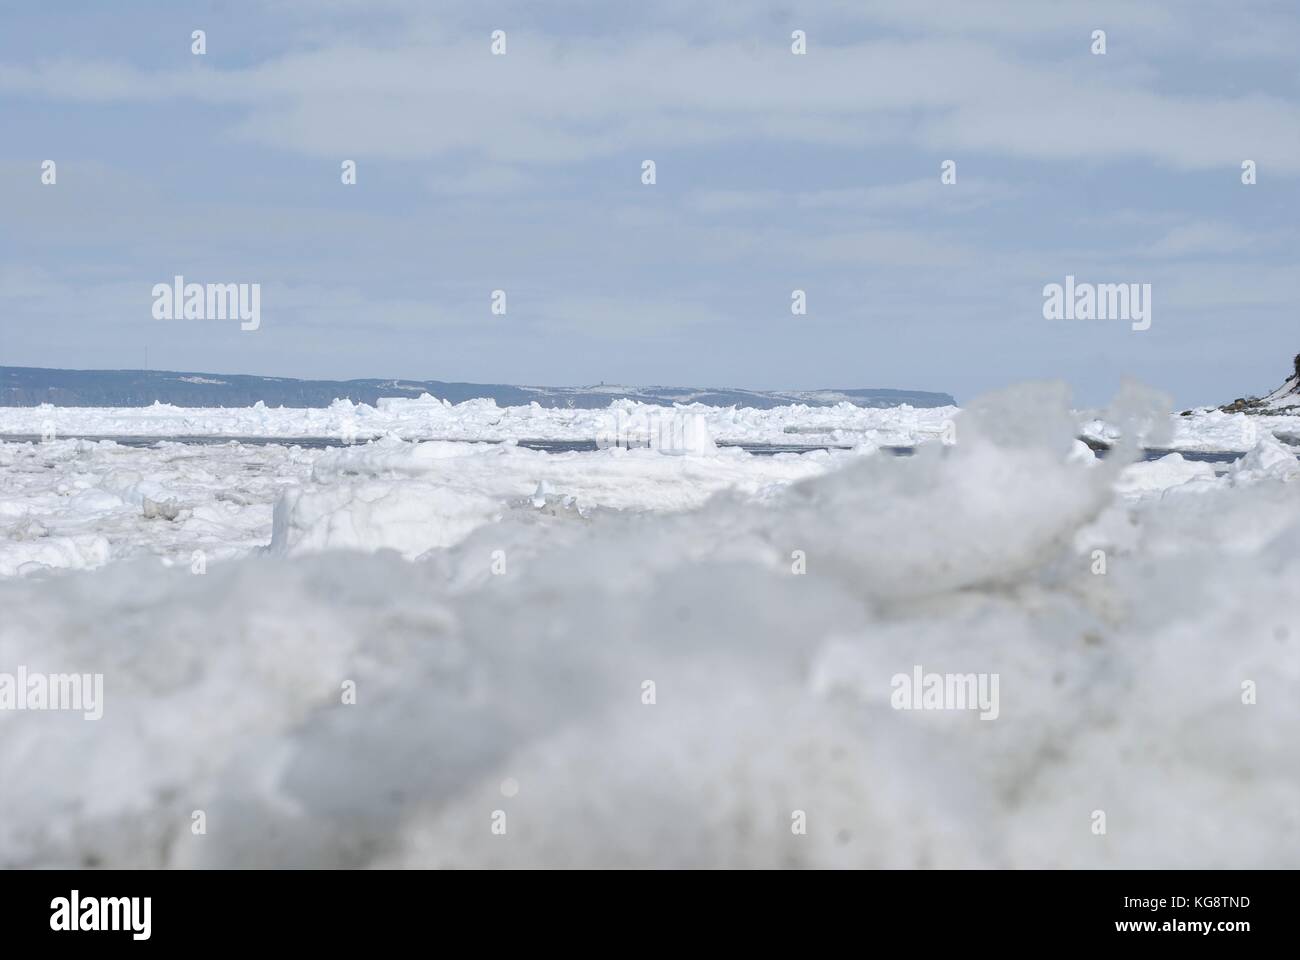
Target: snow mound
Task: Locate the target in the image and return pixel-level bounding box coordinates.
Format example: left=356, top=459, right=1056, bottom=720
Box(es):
left=0, top=534, right=110, bottom=578
left=270, top=482, right=501, bottom=559
left=1115, top=453, right=1218, bottom=498
left=1229, top=434, right=1300, bottom=485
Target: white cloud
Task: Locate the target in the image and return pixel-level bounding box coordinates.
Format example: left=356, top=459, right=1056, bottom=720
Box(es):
left=4, top=28, right=1298, bottom=173
left=426, top=165, right=533, bottom=196
left=1144, top=222, right=1257, bottom=258
left=534, top=295, right=731, bottom=339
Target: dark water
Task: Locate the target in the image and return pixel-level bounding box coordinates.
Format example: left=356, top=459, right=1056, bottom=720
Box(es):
left=855, top=445, right=1253, bottom=464
left=1133, top=449, right=1247, bottom=464
left=0, top=434, right=841, bottom=456
left=0, top=433, right=841, bottom=456
left=0, top=434, right=1285, bottom=463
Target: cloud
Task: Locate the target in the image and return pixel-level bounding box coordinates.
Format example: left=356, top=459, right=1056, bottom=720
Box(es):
left=1, top=0, right=1295, bottom=405
left=533, top=295, right=733, bottom=339
left=4, top=27, right=1298, bottom=173
left=1143, top=222, right=1258, bottom=258
left=425, top=165, right=533, bottom=196
left=689, top=178, right=1014, bottom=216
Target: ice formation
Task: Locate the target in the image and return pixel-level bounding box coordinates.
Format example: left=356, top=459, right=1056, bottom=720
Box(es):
left=1, top=384, right=1297, bottom=867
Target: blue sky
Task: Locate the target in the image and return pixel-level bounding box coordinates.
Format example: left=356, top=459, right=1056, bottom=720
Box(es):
left=1, top=0, right=1297, bottom=406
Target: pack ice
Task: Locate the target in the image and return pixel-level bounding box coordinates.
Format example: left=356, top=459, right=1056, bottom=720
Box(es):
left=0, top=384, right=1297, bottom=868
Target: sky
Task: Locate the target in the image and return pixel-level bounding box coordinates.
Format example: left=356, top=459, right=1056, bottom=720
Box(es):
left=1, top=0, right=1297, bottom=407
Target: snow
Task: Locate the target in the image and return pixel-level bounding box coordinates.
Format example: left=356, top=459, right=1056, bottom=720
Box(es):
left=1114, top=453, right=1218, bottom=498
left=1167, top=409, right=1263, bottom=451
left=0, top=395, right=958, bottom=447
left=7, top=393, right=1300, bottom=456
left=1260, top=371, right=1300, bottom=409
left=1, top=384, right=1298, bottom=868
left=270, top=482, right=503, bottom=559
left=1081, top=408, right=1294, bottom=453
left=0, top=433, right=841, bottom=576
left=1228, top=434, right=1300, bottom=485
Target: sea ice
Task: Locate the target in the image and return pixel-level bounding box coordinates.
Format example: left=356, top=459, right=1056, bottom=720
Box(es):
left=0, top=383, right=1296, bottom=868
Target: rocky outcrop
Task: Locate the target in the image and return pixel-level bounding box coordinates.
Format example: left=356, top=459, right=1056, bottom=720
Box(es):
left=1219, top=354, right=1300, bottom=415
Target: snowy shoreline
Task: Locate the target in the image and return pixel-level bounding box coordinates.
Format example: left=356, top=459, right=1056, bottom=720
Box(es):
left=0, top=395, right=960, bottom=448
left=2, top=388, right=1299, bottom=579
left=4, top=393, right=1299, bottom=454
